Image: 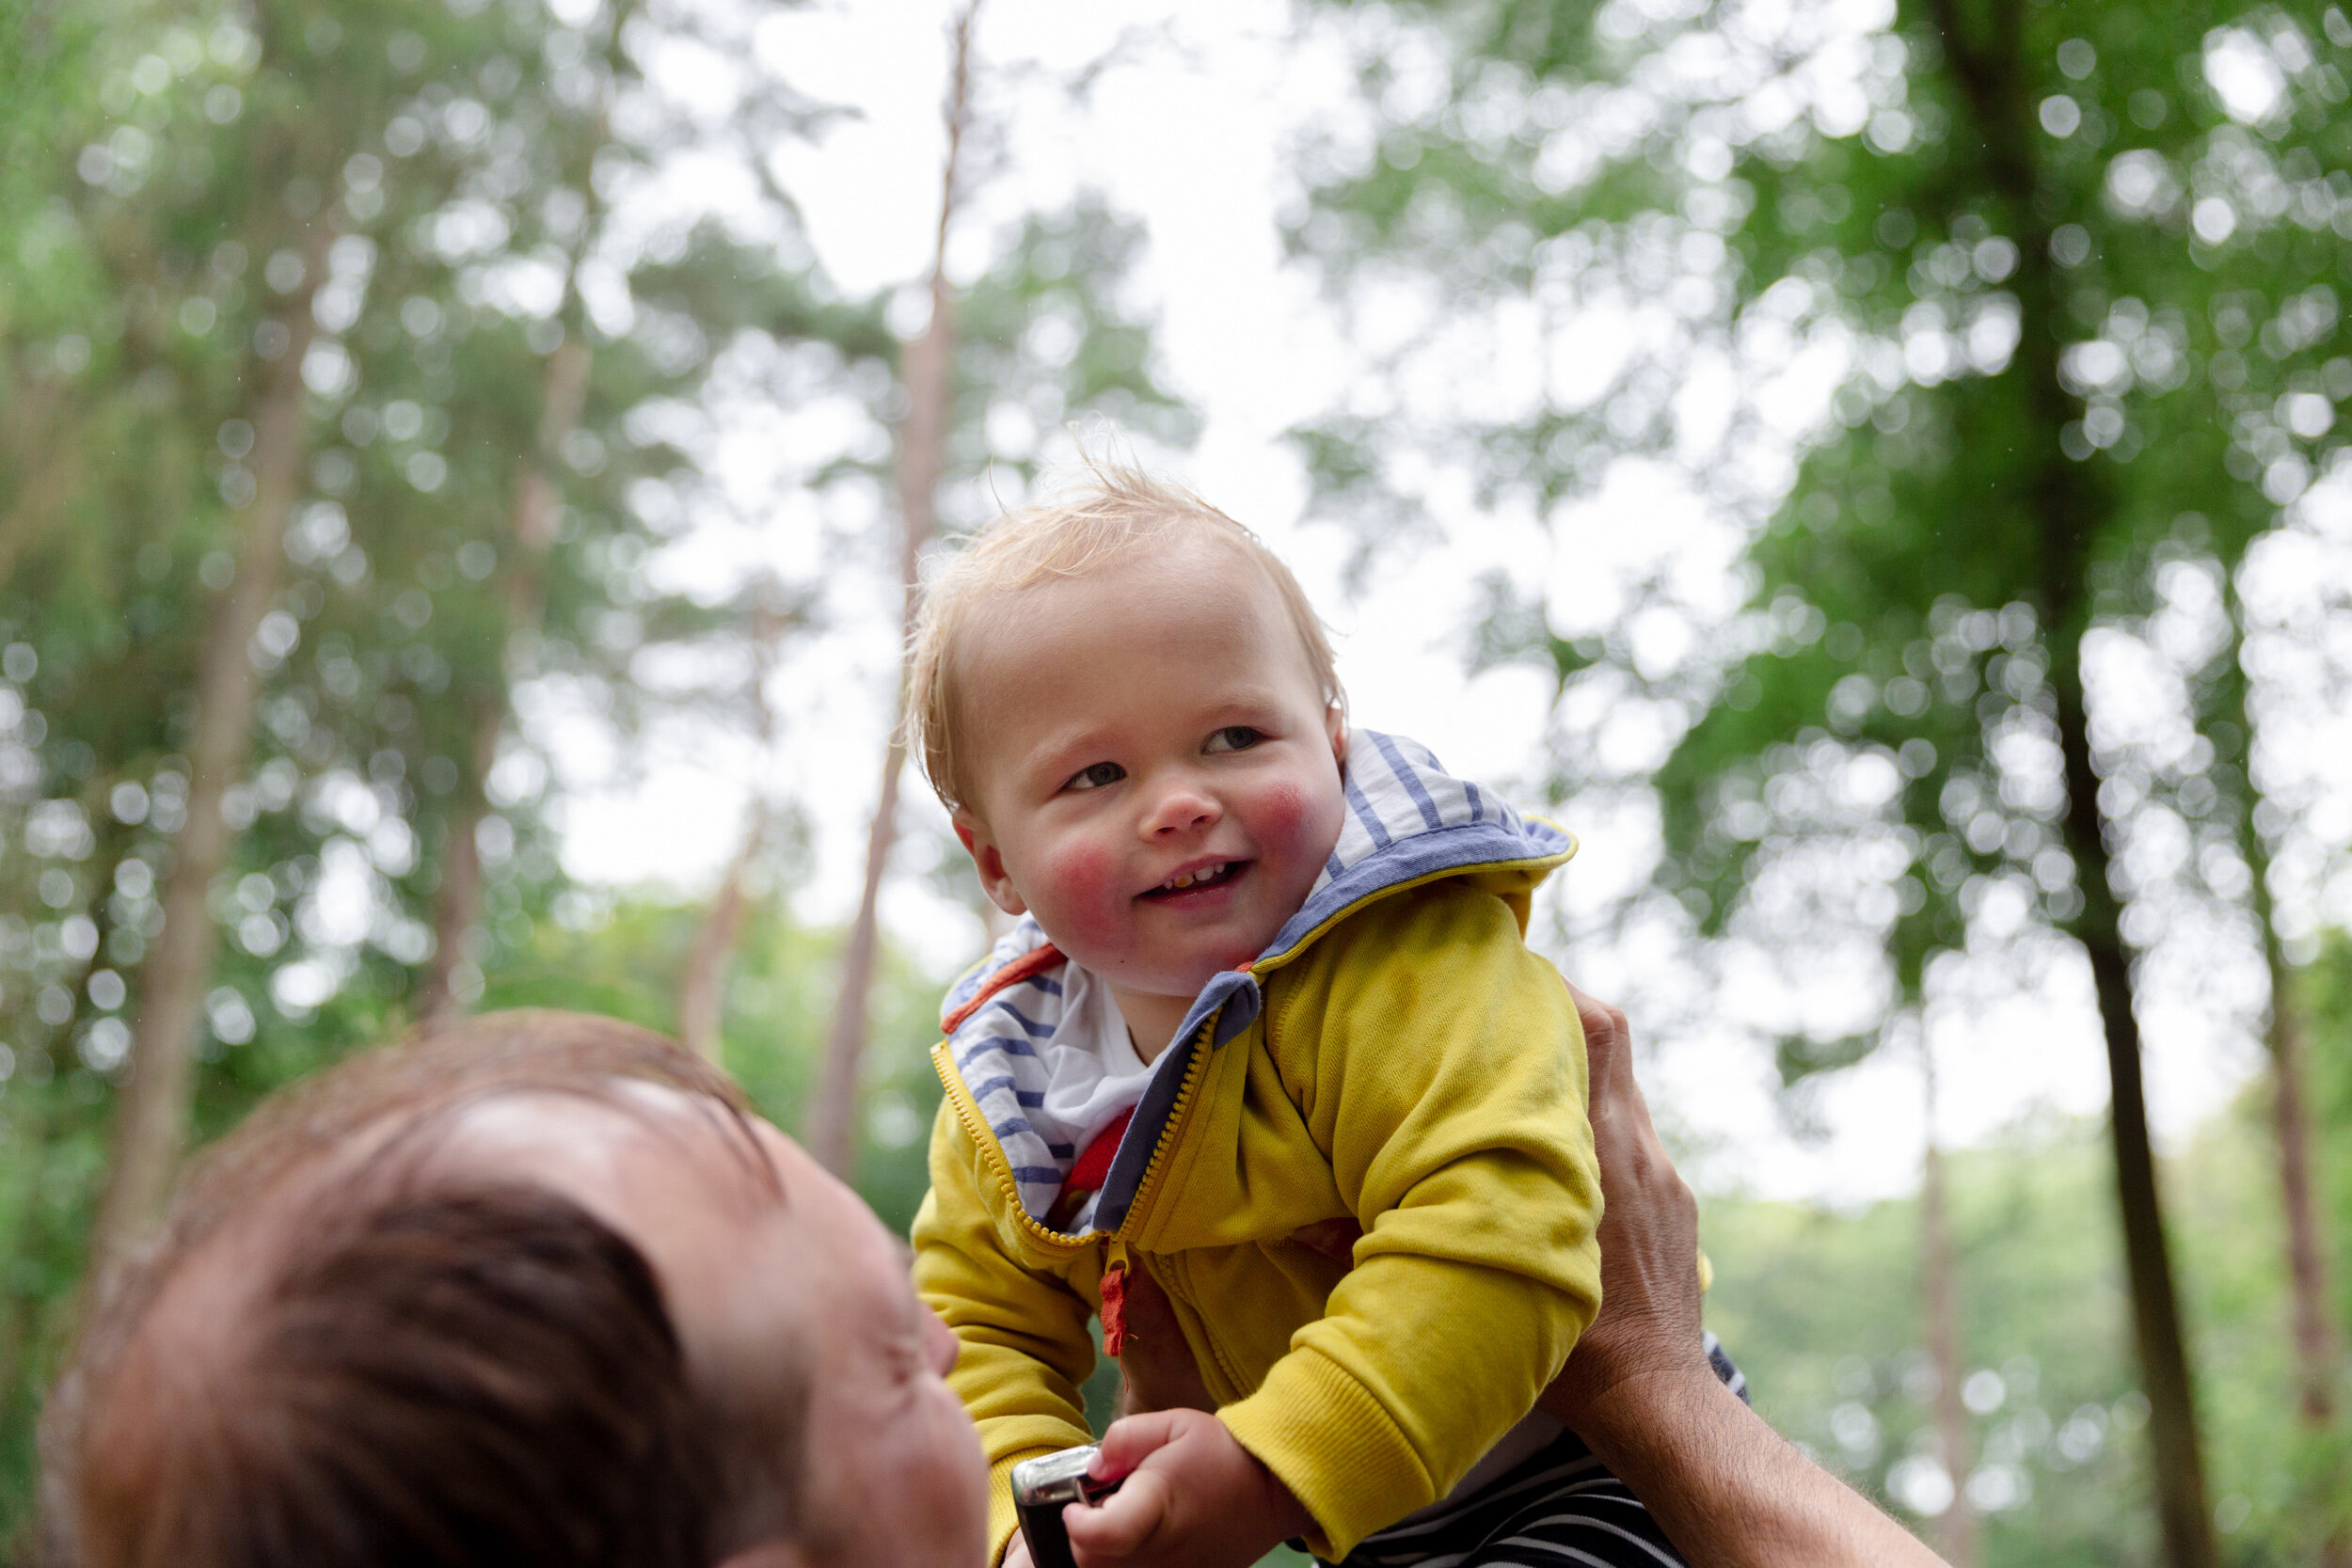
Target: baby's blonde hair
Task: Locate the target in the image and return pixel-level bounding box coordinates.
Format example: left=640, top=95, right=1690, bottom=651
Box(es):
left=908, top=461, right=1343, bottom=812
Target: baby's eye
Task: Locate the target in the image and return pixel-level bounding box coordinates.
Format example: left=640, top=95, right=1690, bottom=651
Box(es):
left=1065, top=761, right=1125, bottom=791
left=1205, top=726, right=1263, bottom=753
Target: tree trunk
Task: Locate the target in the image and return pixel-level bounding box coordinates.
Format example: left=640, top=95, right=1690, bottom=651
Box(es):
left=814, top=745, right=907, bottom=1176
left=676, top=587, right=791, bottom=1064
left=2268, top=963, right=2340, bottom=1425
left=678, top=810, right=763, bottom=1064
left=0, top=1084, right=58, bottom=1422
left=2213, top=587, right=2344, bottom=1560
left=1924, top=5, right=2217, bottom=1562
left=0, top=400, right=82, bottom=590
left=808, top=0, right=979, bottom=1178
left=2037, top=350, right=2218, bottom=1568
left=1920, top=1055, right=1977, bottom=1568
left=87, top=230, right=326, bottom=1269
left=416, top=339, right=590, bottom=1029
left=2215, top=588, right=2341, bottom=1431
left=419, top=694, right=500, bottom=1028
left=2056, top=747, right=2214, bottom=1568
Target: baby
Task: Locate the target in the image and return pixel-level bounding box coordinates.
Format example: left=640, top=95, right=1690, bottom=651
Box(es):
left=908, top=467, right=1673, bottom=1568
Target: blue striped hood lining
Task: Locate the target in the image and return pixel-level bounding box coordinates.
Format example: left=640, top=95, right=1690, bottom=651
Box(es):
left=936, top=731, right=1572, bottom=1233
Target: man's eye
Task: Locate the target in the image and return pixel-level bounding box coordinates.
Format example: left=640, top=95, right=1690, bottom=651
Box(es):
left=1066, top=762, right=1125, bottom=791
left=1205, top=726, right=1263, bottom=753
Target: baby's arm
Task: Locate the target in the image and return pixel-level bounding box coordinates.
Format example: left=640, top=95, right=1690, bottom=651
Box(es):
left=909, top=1101, right=1103, bottom=1566
left=1216, top=882, right=1606, bottom=1560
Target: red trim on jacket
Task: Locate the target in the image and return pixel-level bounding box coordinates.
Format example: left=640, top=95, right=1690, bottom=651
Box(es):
left=940, top=942, right=1066, bottom=1035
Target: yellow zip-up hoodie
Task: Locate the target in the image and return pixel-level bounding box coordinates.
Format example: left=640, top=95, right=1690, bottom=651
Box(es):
left=912, top=733, right=1602, bottom=1562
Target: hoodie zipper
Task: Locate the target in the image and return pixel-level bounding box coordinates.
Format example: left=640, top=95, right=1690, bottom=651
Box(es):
left=930, top=1003, right=1218, bottom=1257
left=932, top=1040, right=1089, bottom=1256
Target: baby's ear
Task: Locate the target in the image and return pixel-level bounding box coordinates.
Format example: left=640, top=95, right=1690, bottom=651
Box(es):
left=952, top=808, right=1027, bottom=918
left=1326, top=705, right=1348, bottom=771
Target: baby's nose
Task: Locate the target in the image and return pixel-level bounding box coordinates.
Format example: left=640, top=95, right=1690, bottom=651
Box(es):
left=1144, top=780, right=1222, bottom=834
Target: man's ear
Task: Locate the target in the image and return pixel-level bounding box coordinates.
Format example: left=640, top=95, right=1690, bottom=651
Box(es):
left=952, top=809, right=1028, bottom=917
left=1326, top=703, right=1348, bottom=774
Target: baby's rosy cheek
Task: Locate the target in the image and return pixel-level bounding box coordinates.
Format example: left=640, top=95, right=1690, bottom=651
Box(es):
left=1037, top=844, right=1121, bottom=937
left=1250, top=782, right=1328, bottom=850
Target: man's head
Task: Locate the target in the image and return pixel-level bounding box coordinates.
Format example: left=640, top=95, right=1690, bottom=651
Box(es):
left=908, top=465, right=1351, bottom=1035
left=49, top=1011, right=986, bottom=1568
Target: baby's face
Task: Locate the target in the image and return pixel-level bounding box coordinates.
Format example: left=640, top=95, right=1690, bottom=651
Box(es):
left=953, top=536, right=1347, bottom=1014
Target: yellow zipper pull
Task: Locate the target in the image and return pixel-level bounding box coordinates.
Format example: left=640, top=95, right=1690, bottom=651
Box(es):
left=1101, top=1237, right=1133, bottom=1354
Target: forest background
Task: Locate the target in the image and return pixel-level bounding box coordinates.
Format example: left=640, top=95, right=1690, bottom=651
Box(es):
left=4, top=0, right=2352, bottom=1564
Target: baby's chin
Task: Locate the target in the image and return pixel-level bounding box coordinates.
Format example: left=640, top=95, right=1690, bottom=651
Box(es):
left=1106, top=940, right=1279, bottom=1003
left=1174, top=932, right=1286, bottom=990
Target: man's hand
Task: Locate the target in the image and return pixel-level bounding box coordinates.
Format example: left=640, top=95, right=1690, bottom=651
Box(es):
left=1536, top=981, right=1711, bottom=1428
left=1061, top=1408, right=1310, bottom=1568
left=1532, top=979, right=1952, bottom=1568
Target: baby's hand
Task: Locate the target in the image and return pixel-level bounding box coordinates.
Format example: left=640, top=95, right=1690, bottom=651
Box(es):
left=1063, top=1408, right=1311, bottom=1568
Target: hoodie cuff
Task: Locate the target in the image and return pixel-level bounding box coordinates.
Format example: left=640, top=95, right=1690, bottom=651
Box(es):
left=1216, top=1351, right=1432, bottom=1561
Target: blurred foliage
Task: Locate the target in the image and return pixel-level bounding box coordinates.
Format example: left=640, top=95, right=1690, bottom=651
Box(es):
left=477, top=895, right=951, bottom=1236
left=0, top=0, right=1193, bottom=1542
left=1292, top=0, right=2352, bottom=1559
left=1705, top=930, right=2352, bottom=1562
left=0, top=0, right=876, bottom=1510
left=1291, top=0, right=2351, bottom=1059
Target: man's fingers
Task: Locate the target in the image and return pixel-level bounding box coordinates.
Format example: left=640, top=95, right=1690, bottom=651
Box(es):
left=1562, top=977, right=1627, bottom=1043
left=1067, top=1467, right=1175, bottom=1560
left=1563, top=977, right=1629, bottom=1112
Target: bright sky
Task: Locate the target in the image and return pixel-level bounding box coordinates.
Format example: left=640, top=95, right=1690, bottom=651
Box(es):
left=541, top=0, right=2344, bottom=1204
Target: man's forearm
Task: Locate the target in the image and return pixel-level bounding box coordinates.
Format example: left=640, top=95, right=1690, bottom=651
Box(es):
left=1574, top=1369, right=1949, bottom=1568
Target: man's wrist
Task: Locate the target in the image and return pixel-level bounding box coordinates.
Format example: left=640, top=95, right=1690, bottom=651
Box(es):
left=1568, top=1362, right=1748, bottom=1483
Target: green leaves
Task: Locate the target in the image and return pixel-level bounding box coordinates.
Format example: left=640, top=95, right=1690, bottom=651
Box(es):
left=1289, top=0, right=2352, bottom=1060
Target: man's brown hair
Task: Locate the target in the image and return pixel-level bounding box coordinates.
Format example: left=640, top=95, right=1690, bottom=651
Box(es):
left=44, top=1010, right=798, bottom=1568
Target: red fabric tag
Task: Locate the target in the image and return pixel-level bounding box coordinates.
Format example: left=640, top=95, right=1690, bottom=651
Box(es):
left=1100, top=1260, right=1129, bottom=1355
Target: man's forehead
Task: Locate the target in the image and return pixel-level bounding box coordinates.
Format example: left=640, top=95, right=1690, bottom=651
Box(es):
left=430, top=1082, right=764, bottom=1195
left=437, top=1078, right=693, bottom=1142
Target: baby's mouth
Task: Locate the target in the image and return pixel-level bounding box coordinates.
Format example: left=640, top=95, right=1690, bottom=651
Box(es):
left=1142, top=861, right=1247, bottom=899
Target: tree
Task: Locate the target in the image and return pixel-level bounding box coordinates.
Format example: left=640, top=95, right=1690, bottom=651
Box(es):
left=89, top=224, right=328, bottom=1269
left=809, top=0, right=981, bottom=1180
left=805, top=24, right=1198, bottom=1178
left=64, top=0, right=459, bottom=1271
left=1919, top=1047, right=1977, bottom=1566
left=416, top=337, right=588, bottom=1026
left=1289, top=3, right=2352, bottom=1561
left=0, top=0, right=900, bottom=1425
left=2212, top=513, right=2344, bottom=1544
left=676, top=586, right=791, bottom=1065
